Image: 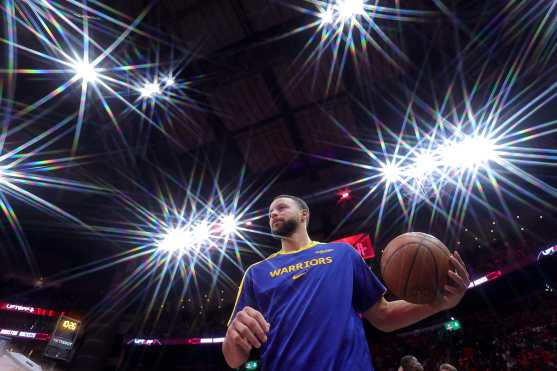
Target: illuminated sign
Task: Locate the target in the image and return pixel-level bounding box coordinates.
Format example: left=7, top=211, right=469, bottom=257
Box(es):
left=127, top=337, right=225, bottom=346
left=0, top=329, right=19, bottom=336
left=52, top=338, right=73, bottom=347
left=0, top=328, right=49, bottom=340
left=18, top=332, right=36, bottom=338
left=468, top=270, right=503, bottom=288
left=127, top=339, right=162, bottom=346
left=486, top=270, right=502, bottom=280
left=444, top=320, right=462, bottom=331
left=245, top=360, right=259, bottom=370
left=0, top=302, right=61, bottom=317
left=5, top=304, right=34, bottom=313
left=541, top=245, right=557, bottom=256
left=333, top=233, right=375, bottom=259
left=44, top=316, right=80, bottom=362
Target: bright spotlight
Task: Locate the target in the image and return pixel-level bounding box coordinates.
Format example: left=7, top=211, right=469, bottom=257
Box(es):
left=408, top=151, right=438, bottom=180
left=220, top=215, right=238, bottom=236
left=470, top=136, right=497, bottom=163
left=319, top=6, right=335, bottom=25
left=191, top=222, right=210, bottom=245
left=165, top=77, right=175, bottom=87
left=381, top=162, right=401, bottom=183
left=139, top=82, right=161, bottom=98
left=337, top=188, right=352, bottom=203
left=158, top=228, right=190, bottom=253
left=73, top=60, right=98, bottom=83
left=442, top=136, right=496, bottom=169
left=337, top=0, right=365, bottom=20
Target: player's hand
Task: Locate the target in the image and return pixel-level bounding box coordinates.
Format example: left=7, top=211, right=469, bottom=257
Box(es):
left=435, top=251, right=470, bottom=311
left=226, top=306, right=270, bottom=353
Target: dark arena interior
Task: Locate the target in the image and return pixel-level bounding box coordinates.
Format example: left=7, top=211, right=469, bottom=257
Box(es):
left=0, top=1, right=556, bottom=370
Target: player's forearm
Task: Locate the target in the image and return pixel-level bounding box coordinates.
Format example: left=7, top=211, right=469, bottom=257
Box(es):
left=377, top=300, right=441, bottom=332
left=222, top=337, right=250, bottom=368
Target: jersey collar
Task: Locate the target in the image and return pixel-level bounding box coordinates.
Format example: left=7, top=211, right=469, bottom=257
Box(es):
left=277, top=241, right=321, bottom=255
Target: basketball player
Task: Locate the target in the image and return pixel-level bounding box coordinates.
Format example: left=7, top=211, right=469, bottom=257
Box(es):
left=223, top=195, right=470, bottom=370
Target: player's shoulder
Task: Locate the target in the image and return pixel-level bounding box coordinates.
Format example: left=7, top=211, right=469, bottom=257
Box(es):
left=244, top=251, right=281, bottom=275
left=320, top=241, right=355, bottom=251
left=326, top=241, right=353, bottom=248
left=311, top=241, right=347, bottom=252
left=322, top=241, right=362, bottom=259
left=313, top=241, right=356, bottom=258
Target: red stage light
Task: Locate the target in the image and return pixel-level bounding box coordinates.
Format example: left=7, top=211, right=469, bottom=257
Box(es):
left=336, top=188, right=352, bottom=203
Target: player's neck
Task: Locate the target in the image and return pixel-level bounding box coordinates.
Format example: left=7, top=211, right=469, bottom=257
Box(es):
left=280, top=230, right=312, bottom=252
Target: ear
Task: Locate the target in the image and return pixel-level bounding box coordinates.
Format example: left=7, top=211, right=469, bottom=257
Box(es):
left=301, top=209, right=309, bottom=223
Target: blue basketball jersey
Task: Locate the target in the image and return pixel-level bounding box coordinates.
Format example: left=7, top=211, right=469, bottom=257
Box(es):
left=228, top=241, right=386, bottom=371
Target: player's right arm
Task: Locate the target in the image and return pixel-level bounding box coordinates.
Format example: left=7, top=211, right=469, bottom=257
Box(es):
left=223, top=306, right=270, bottom=368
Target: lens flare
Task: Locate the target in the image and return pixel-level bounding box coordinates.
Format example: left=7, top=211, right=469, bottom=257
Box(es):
left=73, top=59, right=98, bottom=83
left=158, top=228, right=191, bottom=254
left=283, top=2, right=437, bottom=96
left=441, top=136, right=497, bottom=170
left=319, top=6, right=335, bottom=25
left=337, top=0, right=365, bottom=21
left=381, top=162, right=402, bottom=183
left=220, top=215, right=239, bottom=236
left=408, top=150, right=439, bottom=180
left=139, top=81, right=161, bottom=98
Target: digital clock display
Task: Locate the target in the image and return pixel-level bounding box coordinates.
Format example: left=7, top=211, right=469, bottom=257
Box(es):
left=62, top=320, right=77, bottom=331
left=44, top=316, right=81, bottom=361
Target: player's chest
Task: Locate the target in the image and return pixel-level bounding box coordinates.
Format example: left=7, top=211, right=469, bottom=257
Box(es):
left=253, top=252, right=344, bottom=297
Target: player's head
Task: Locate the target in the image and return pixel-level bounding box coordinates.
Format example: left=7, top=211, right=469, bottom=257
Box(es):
left=269, top=195, right=310, bottom=238
left=398, top=355, right=424, bottom=371
left=439, top=363, right=457, bottom=371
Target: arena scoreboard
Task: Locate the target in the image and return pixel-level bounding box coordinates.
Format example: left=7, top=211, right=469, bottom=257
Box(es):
left=44, top=316, right=80, bottom=361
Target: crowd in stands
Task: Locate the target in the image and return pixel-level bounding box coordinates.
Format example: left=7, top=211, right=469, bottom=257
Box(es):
left=461, top=237, right=542, bottom=278
left=372, top=291, right=557, bottom=370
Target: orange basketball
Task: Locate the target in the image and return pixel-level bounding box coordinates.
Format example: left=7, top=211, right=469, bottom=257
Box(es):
left=380, top=232, right=451, bottom=304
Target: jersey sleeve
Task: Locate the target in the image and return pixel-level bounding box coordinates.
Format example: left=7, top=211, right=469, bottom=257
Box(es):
left=227, top=267, right=257, bottom=327
left=347, top=244, right=386, bottom=312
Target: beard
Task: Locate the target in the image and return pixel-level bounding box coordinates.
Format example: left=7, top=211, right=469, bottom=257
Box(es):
left=271, top=218, right=299, bottom=238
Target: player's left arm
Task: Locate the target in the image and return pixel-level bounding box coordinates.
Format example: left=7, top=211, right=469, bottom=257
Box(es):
left=364, top=251, right=470, bottom=332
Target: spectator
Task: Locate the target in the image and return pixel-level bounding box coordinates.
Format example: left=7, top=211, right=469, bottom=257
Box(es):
left=398, top=355, right=424, bottom=371
left=439, top=363, right=457, bottom=371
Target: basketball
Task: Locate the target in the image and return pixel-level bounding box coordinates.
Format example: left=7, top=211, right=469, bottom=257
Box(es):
left=380, top=232, right=451, bottom=304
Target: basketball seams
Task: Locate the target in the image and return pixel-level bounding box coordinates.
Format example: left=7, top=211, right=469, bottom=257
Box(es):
left=380, top=241, right=420, bottom=278
left=420, top=236, right=450, bottom=301
left=381, top=241, right=422, bottom=298
left=425, top=237, right=451, bottom=295
left=424, top=243, right=441, bottom=299
left=401, top=242, right=423, bottom=300
left=422, top=234, right=451, bottom=257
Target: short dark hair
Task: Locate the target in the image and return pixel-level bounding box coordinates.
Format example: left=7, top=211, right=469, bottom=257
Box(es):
left=271, top=195, right=310, bottom=224
left=272, top=195, right=309, bottom=211
left=400, top=355, right=416, bottom=370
